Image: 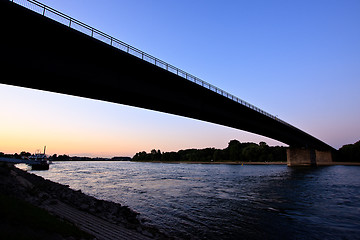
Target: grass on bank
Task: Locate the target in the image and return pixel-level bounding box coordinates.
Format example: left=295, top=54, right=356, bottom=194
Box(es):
left=0, top=194, right=93, bottom=240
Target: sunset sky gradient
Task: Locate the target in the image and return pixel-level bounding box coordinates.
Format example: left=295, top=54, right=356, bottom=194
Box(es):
left=1, top=0, right=360, bottom=157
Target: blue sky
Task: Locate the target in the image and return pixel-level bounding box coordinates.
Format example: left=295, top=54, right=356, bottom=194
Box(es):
left=1, top=0, right=360, bottom=157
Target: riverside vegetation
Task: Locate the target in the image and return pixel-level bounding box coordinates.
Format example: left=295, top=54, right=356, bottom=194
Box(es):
left=337, top=140, right=360, bottom=162
left=133, top=140, right=287, bottom=163
left=133, top=139, right=360, bottom=163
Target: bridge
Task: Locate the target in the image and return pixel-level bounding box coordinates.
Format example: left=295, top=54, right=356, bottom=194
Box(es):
left=0, top=0, right=334, bottom=166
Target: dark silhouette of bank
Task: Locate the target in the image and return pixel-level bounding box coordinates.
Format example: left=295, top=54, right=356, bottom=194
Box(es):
left=0, top=162, right=169, bottom=239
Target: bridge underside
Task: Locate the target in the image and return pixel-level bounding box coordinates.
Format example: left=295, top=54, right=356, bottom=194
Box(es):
left=1, top=1, right=334, bottom=158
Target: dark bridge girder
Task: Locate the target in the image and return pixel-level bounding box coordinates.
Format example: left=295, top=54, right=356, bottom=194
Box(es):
left=1, top=1, right=334, bottom=151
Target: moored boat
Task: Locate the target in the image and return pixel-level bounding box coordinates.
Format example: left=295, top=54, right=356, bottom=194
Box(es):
left=28, top=146, right=49, bottom=170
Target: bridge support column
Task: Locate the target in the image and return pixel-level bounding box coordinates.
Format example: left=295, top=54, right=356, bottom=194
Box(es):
left=287, top=148, right=316, bottom=167
left=315, top=150, right=333, bottom=166
left=287, top=148, right=333, bottom=167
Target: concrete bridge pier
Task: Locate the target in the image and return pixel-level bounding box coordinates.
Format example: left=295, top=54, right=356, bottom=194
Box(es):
left=287, top=148, right=333, bottom=167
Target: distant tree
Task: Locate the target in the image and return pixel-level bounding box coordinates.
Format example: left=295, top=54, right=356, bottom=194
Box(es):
left=197, top=148, right=216, bottom=161
left=150, top=149, right=157, bottom=155
left=258, top=142, right=269, bottom=161
left=259, top=142, right=268, bottom=148
left=178, top=149, right=198, bottom=161
left=150, top=149, right=162, bottom=160
left=241, top=143, right=259, bottom=161
left=213, top=149, right=223, bottom=161
left=227, top=140, right=242, bottom=160
left=133, top=151, right=147, bottom=161
left=20, top=151, right=31, bottom=158
left=338, top=140, right=360, bottom=162
left=162, top=152, right=179, bottom=161
left=56, top=154, right=71, bottom=161
left=272, top=146, right=287, bottom=162
left=111, top=157, right=131, bottom=161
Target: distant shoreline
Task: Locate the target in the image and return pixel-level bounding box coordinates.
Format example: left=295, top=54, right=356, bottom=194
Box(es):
left=143, top=161, right=287, bottom=165
left=130, top=161, right=360, bottom=166
left=132, top=161, right=286, bottom=165
left=46, top=160, right=360, bottom=166
left=328, top=162, right=360, bottom=166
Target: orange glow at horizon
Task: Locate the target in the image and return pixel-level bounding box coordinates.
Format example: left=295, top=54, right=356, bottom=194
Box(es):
left=0, top=85, right=287, bottom=158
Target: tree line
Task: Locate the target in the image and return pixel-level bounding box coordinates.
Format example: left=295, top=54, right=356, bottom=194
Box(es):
left=0, top=152, right=130, bottom=161
left=0, top=151, right=31, bottom=159
left=2, top=139, right=359, bottom=162
left=132, top=140, right=287, bottom=162
left=50, top=155, right=131, bottom=161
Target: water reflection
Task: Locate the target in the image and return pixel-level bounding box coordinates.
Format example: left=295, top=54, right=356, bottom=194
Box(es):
left=15, top=163, right=31, bottom=171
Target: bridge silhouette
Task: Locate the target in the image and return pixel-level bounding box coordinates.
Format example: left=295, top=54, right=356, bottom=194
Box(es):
left=1, top=0, right=334, bottom=165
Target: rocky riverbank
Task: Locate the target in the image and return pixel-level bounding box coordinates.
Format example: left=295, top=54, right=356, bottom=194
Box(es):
left=0, top=162, right=170, bottom=240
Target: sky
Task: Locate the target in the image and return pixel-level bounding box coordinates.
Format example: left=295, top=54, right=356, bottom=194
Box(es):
left=1, top=0, right=360, bottom=157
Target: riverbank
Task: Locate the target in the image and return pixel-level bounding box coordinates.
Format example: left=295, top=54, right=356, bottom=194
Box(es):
left=0, top=162, right=169, bottom=240
left=330, top=162, right=360, bottom=166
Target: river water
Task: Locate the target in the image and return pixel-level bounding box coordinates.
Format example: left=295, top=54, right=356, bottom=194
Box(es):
left=32, top=161, right=360, bottom=240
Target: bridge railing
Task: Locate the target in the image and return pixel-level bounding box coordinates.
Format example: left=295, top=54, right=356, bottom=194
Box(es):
left=10, top=0, right=293, bottom=128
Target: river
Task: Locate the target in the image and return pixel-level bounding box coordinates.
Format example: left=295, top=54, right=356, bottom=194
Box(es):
left=32, top=161, right=360, bottom=239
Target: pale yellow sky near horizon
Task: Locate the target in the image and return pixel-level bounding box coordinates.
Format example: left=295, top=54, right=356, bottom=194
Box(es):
left=1, top=85, right=285, bottom=158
